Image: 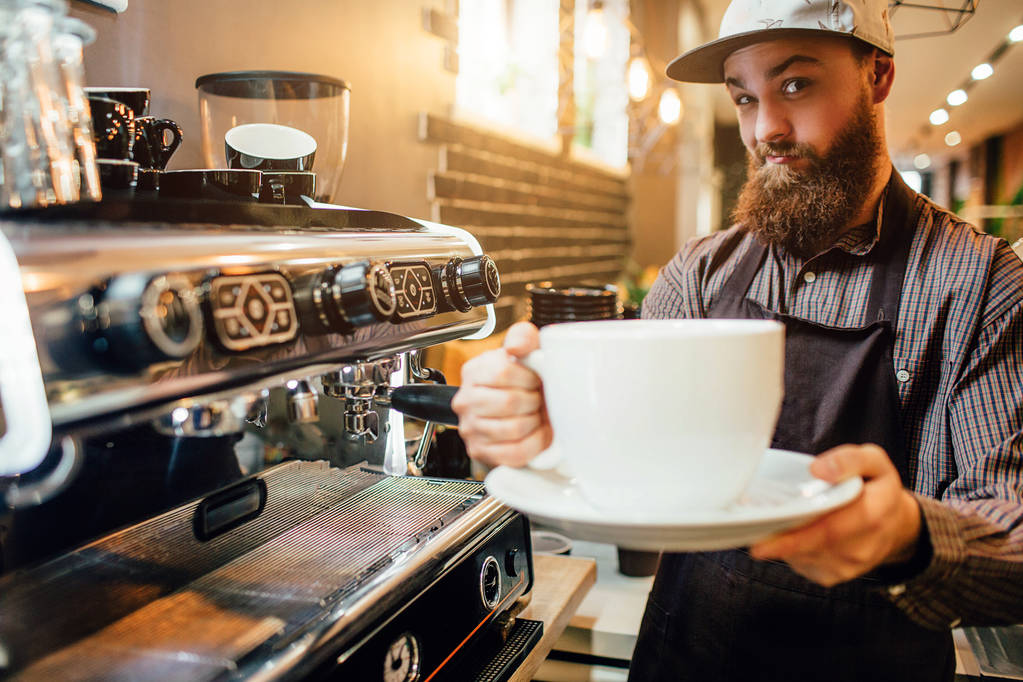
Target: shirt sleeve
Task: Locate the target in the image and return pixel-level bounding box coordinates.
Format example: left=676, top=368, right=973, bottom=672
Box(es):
left=884, top=295, right=1023, bottom=629
left=640, top=228, right=746, bottom=320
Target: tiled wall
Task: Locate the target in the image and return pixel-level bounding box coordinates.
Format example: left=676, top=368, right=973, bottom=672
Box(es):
left=420, top=114, right=631, bottom=331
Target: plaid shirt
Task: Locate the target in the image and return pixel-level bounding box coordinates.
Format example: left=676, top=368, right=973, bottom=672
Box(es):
left=643, top=189, right=1023, bottom=630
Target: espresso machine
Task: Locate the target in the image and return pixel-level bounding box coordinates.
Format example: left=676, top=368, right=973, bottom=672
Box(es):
left=0, top=199, right=537, bottom=681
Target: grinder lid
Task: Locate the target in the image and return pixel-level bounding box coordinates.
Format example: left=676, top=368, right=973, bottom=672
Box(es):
left=195, top=71, right=350, bottom=99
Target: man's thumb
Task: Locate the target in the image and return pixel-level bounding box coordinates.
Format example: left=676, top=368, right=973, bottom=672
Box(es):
left=503, top=321, right=540, bottom=359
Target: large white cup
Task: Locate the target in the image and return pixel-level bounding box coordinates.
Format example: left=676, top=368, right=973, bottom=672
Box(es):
left=522, top=319, right=784, bottom=516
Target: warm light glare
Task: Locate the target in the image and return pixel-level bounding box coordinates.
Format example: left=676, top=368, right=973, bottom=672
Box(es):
left=658, top=88, right=682, bottom=125
left=901, top=170, right=923, bottom=193
left=945, top=130, right=962, bottom=147
left=946, top=89, right=968, bottom=107
left=1010, top=25, right=1023, bottom=43
left=583, top=8, right=608, bottom=59
left=627, top=57, right=651, bottom=101
left=971, top=63, right=993, bottom=80
left=929, top=108, right=949, bottom=125
left=913, top=153, right=931, bottom=170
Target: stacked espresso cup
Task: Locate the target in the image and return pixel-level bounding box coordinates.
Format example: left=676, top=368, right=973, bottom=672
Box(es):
left=526, top=282, right=623, bottom=328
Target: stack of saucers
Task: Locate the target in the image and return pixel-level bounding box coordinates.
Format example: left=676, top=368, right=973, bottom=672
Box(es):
left=527, top=282, right=622, bottom=328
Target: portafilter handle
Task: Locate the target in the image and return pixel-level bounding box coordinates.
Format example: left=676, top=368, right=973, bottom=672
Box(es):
left=388, top=384, right=460, bottom=426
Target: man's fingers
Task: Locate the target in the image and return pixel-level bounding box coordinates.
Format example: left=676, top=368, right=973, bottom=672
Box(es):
left=461, top=413, right=544, bottom=442
left=452, top=385, right=542, bottom=418
left=752, top=500, right=865, bottom=559
left=461, top=348, right=542, bottom=391
left=467, top=425, right=553, bottom=468
left=811, top=443, right=893, bottom=483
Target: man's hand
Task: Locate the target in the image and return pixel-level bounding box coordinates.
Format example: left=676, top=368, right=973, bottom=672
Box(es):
left=750, top=444, right=922, bottom=587
left=451, top=322, right=553, bottom=468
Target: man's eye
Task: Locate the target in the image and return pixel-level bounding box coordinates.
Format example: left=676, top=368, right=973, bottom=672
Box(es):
left=782, top=79, right=810, bottom=94
left=734, top=94, right=755, bottom=106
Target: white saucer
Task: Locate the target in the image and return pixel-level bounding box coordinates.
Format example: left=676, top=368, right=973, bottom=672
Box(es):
left=484, top=449, right=863, bottom=552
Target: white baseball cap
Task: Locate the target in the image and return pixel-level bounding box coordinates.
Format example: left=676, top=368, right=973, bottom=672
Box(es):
left=667, top=0, right=895, bottom=83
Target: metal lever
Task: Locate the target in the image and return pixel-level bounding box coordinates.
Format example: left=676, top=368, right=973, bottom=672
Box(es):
left=395, top=351, right=453, bottom=473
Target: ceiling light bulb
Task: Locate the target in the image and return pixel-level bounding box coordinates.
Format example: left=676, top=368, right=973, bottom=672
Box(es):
left=658, top=88, right=682, bottom=125
left=913, top=153, right=931, bottom=170
left=1010, top=25, right=1023, bottom=43
left=946, top=89, right=968, bottom=107
left=627, top=57, right=651, bottom=101
left=971, top=63, right=993, bottom=80
left=929, top=108, right=950, bottom=125
left=945, top=130, right=962, bottom=147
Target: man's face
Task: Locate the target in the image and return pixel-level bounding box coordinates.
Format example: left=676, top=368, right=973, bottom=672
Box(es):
left=724, top=36, right=870, bottom=170
left=723, top=37, right=885, bottom=256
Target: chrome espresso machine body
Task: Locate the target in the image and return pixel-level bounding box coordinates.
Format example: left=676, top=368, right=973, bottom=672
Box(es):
left=0, top=200, right=537, bottom=681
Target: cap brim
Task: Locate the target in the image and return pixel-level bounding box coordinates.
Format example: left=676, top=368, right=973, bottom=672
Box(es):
left=667, top=28, right=890, bottom=83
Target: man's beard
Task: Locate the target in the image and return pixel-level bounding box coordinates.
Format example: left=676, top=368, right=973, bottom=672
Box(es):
left=732, top=94, right=883, bottom=258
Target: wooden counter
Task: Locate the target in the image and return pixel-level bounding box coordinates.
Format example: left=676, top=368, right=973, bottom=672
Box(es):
left=508, top=554, right=597, bottom=682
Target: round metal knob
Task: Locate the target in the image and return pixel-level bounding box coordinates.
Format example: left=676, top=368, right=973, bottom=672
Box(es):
left=80, top=274, right=202, bottom=373
left=296, top=261, right=397, bottom=333
left=443, top=255, right=500, bottom=312
left=335, top=261, right=398, bottom=327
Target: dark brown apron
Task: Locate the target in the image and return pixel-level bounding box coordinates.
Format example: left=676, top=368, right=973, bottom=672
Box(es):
left=628, top=173, right=955, bottom=681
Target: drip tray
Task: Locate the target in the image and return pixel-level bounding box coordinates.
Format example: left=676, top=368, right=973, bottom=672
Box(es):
left=0, top=462, right=488, bottom=680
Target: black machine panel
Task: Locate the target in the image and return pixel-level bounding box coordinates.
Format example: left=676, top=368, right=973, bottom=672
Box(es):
left=318, top=511, right=535, bottom=682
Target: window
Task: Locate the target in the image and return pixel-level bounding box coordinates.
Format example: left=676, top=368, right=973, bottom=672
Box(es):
left=573, top=0, right=629, bottom=167
left=456, top=0, right=629, bottom=167
left=455, top=0, right=560, bottom=144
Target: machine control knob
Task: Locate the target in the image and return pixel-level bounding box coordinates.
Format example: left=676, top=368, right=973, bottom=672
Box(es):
left=297, top=261, right=397, bottom=333
left=79, top=273, right=202, bottom=373
left=505, top=547, right=521, bottom=577
left=335, top=261, right=398, bottom=326
left=442, top=255, right=501, bottom=312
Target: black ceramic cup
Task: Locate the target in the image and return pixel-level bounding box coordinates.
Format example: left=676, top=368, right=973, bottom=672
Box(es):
left=97, top=159, right=139, bottom=195
left=258, top=171, right=316, bottom=205
left=84, top=87, right=150, bottom=116
left=87, top=96, right=135, bottom=161
left=158, top=169, right=261, bottom=202
left=224, top=123, right=317, bottom=171
left=132, top=117, right=183, bottom=170
left=136, top=168, right=161, bottom=192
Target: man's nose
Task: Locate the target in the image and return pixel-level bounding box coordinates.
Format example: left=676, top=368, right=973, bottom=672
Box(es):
left=755, top=98, right=791, bottom=145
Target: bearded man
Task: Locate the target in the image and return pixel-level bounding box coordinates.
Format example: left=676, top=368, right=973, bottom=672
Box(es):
left=451, top=1, right=1023, bottom=680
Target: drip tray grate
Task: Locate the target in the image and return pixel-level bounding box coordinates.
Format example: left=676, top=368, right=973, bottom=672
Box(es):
left=1, top=463, right=487, bottom=680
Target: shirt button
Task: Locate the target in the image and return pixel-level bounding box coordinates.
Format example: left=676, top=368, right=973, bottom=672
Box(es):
left=896, top=369, right=910, bottom=383
left=888, top=584, right=906, bottom=596
left=803, top=271, right=816, bottom=283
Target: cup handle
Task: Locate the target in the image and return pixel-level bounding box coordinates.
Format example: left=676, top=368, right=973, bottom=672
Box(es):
left=149, top=119, right=182, bottom=169
left=518, top=348, right=544, bottom=376
left=515, top=349, right=566, bottom=472
left=528, top=444, right=565, bottom=471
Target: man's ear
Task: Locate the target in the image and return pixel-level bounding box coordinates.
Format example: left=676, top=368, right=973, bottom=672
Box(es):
left=870, top=52, right=895, bottom=104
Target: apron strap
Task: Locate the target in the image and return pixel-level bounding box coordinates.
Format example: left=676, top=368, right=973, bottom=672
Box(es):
left=720, top=235, right=768, bottom=302
left=865, top=170, right=918, bottom=326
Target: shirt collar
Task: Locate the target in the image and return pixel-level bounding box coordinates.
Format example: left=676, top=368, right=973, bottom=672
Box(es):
left=829, top=187, right=887, bottom=257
